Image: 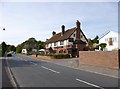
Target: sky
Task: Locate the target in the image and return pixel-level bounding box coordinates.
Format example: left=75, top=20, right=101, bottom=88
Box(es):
left=0, top=0, right=119, bottom=46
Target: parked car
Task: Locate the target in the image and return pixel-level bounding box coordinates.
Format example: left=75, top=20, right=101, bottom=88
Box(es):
left=6, top=52, right=13, bottom=57
left=7, top=53, right=12, bottom=57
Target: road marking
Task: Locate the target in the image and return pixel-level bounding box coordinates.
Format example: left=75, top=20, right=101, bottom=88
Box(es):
left=76, top=78, right=104, bottom=89
left=32, top=62, right=38, bottom=65
left=41, top=66, right=60, bottom=74
left=29, top=61, right=38, bottom=65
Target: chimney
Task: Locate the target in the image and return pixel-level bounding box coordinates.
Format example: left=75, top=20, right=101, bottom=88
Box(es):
left=52, top=31, right=56, bottom=36
left=76, top=20, right=81, bottom=40
left=76, top=20, right=81, bottom=29
left=61, top=25, right=65, bottom=36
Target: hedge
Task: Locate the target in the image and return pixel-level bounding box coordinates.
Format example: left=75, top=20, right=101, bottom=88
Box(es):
left=39, top=54, right=70, bottom=59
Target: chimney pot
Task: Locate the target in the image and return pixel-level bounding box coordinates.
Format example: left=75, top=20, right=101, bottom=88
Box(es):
left=52, top=31, right=56, bottom=36
left=76, top=20, right=81, bottom=29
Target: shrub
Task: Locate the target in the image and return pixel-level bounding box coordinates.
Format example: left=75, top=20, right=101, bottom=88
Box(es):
left=44, top=54, right=70, bottom=59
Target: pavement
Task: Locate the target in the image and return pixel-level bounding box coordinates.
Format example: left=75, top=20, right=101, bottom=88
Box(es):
left=29, top=55, right=120, bottom=79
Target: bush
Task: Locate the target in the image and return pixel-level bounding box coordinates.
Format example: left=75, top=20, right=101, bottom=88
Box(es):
left=44, top=54, right=70, bottom=59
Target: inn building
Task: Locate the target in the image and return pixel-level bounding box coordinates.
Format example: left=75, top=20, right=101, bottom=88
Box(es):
left=45, top=20, right=88, bottom=57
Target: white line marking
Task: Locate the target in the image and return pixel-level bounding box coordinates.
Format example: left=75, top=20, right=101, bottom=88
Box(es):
left=41, top=66, right=60, bottom=74
left=32, top=62, right=38, bottom=65
left=29, top=61, right=37, bottom=65
left=76, top=78, right=104, bottom=89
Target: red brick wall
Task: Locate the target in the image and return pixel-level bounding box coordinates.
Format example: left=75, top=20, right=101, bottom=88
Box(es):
left=79, top=51, right=119, bottom=69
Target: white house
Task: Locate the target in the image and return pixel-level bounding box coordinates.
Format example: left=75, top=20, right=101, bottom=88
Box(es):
left=46, top=20, right=88, bottom=57
left=21, top=49, right=27, bottom=54
left=99, top=31, right=119, bottom=51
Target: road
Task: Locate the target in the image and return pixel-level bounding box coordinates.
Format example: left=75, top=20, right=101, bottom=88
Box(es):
left=5, top=54, right=119, bottom=88
left=0, top=57, right=2, bottom=88
left=0, top=57, right=13, bottom=89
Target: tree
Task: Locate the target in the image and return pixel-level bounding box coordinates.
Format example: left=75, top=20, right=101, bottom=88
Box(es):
left=16, top=37, right=45, bottom=54
left=16, top=45, right=22, bottom=53
left=99, top=43, right=107, bottom=51
left=37, top=41, right=45, bottom=49
left=87, top=39, right=94, bottom=51
left=1, top=42, right=7, bottom=56
left=87, top=35, right=99, bottom=51
left=7, top=45, right=16, bottom=52
left=92, top=35, right=99, bottom=43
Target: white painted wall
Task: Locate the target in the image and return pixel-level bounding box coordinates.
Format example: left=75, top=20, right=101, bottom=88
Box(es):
left=99, top=31, right=119, bottom=51
left=22, top=49, right=27, bottom=54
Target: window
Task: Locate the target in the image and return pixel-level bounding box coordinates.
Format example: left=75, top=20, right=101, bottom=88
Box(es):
left=74, top=34, right=75, bottom=37
left=51, top=43, right=52, bottom=46
left=60, top=41, right=64, bottom=45
left=54, top=42, right=57, bottom=46
left=109, top=38, right=113, bottom=46
left=105, top=38, right=107, bottom=41
left=81, top=35, right=83, bottom=38
left=69, top=38, right=74, bottom=42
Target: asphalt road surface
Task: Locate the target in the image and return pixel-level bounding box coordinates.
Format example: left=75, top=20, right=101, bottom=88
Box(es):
left=0, top=57, right=2, bottom=88
left=0, top=57, right=13, bottom=89
left=5, top=54, right=119, bottom=88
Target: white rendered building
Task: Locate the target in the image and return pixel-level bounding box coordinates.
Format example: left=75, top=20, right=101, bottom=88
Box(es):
left=99, top=31, right=119, bottom=51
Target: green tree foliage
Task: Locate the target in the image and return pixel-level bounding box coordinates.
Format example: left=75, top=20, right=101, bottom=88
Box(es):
left=1, top=42, right=7, bottom=56
left=16, top=37, right=45, bottom=53
left=16, top=45, right=22, bottom=53
left=37, top=41, right=46, bottom=49
left=87, top=39, right=94, bottom=51
left=87, top=35, right=99, bottom=51
left=92, top=35, right=99, bottom=43
left=99, top=43, right=107, bottom=51
left=6, top=45, right=16, bottom=52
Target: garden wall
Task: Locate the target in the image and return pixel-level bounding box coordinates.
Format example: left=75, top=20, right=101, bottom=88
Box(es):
left=79, top=51, right=119, bottom=69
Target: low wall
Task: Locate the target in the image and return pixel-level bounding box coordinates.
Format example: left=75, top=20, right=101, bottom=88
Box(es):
left=79, top=51, right=119, bottom=69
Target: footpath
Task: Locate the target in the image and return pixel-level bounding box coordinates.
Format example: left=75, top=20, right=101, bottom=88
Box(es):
left=47, top=58, right=119, bottom=79
left=29, top=55, right=120, bottom=79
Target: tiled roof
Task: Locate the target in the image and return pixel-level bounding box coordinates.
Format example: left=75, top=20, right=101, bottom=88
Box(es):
left=46, top=27, right=88, bottom=43
left=46, top=27, right=76, bottom=43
